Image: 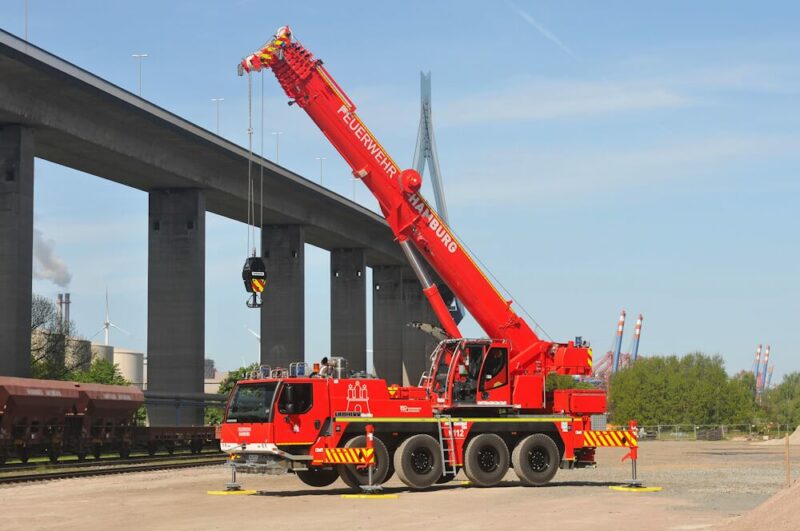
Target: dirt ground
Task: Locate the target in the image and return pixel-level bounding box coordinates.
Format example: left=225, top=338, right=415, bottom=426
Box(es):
left=1, top=440, right=797, bottom=531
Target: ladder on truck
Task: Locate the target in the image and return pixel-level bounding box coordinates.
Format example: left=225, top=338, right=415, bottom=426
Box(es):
left=436, top=415, right=458, bottom=477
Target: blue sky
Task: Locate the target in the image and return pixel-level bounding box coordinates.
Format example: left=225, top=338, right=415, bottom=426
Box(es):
left=4, top=1, right=798, bottom=382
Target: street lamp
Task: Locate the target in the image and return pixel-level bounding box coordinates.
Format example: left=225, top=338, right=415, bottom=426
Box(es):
left=24, top=0, right=29, bottom=42
left=131, top=53, right=148, bottom=96
left=271, top=131, right=283, bottom=163
left=211, top=98, right=224, bottom=134
left=315, top=157, right=326, bottom=185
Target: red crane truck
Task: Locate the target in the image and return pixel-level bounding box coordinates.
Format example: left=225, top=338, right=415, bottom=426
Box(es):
left=221, top=26, right=638, bottom=491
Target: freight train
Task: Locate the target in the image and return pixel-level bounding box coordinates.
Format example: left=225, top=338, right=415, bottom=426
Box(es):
left=0, top=376, right=217, bottom=464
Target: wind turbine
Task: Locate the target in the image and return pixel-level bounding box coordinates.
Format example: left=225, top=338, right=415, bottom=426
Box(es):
left=246, top=327, right=260, bottom=342
left=91, top=288, right=130, bottom=345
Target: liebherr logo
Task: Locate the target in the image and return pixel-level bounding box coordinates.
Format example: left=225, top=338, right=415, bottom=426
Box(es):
left=406, top=193, right=458, bottom=254
left=337, top=105, right=399, bottom=180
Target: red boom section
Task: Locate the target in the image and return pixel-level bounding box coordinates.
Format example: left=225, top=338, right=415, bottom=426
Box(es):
left=241, top=29, right=551, bottom=366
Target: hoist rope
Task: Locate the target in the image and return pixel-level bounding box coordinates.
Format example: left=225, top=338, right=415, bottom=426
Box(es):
left=246, top=71, right=256, bottom=257
left=259, top=70, right=265, bottom=254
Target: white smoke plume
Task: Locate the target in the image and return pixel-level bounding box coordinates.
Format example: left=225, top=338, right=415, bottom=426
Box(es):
left=32, top=228, right=72, bottom=287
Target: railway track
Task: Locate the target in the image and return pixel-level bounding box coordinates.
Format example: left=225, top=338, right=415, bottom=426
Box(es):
left=1, top=452, right=225, bottom=473
left=0, top=456, right=226, bottom=485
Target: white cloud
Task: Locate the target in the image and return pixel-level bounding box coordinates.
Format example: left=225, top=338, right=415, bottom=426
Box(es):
left=509, top=2, right=577, bottom=59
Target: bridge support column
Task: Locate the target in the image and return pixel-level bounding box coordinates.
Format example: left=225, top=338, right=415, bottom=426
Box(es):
left=373, top=267, right=439, bottom=386
left=147, top=189, right=205, bottom=426
left=372, top=266, right=404, bottom=384
left=400, top=275, right=439, bottom=387
left=330, top=249, right=366, bottom=373
left=0, top=125, right=34, bottom=377
left=261, top=225, right=304, bottom=368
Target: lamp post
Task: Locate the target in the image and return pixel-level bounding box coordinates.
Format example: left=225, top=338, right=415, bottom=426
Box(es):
left=271, top=131, right=283, bottom=164
left=211, top=98, right=224, bottom=134
left=315, top=157, right=326, bottom=185
left=131, top=53, right=148, bottom=96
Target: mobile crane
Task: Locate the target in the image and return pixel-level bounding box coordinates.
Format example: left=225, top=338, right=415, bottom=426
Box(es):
left=221, top=26, right=638, bottom=491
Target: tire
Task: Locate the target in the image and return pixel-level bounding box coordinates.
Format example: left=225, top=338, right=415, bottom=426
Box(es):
left=119, top=445, right=131, bottom=459
left=337, top=435, right=391, bottom=490
left=393, top=434, right=443, bottom=490
left=296, top=467, right=339, bottom=488
left=511, top=434, right=560, bottom=486
left=436, top=472, right=457, bottom=484
left=463, top=433, right=509, bottom=487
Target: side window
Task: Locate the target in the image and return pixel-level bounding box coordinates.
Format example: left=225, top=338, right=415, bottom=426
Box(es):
left=480, top=348, right=508, bottom=390
left=278, top=383, right=313, bottom=414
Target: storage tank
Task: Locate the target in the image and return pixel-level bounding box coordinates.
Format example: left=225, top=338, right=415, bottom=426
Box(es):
left=113, top=349, right=144, bottom=388
left=91, top=343, right=114, bottom=364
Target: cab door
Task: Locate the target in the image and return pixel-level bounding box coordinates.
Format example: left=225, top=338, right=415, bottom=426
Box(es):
left=477, top=347, right=510, bottom=405
left=271, top=380, right=329, bottom=447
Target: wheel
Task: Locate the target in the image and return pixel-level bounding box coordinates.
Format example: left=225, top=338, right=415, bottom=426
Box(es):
left=436, top=472, right=457, bottom=484
left=463, top=433, right=509, bottom=487
left=77, top=451, right=87, bottom=461
left=119, top=445, right=131, bottom=459
left=337, top=435, right=391, bottom=490
left=296, top=467, right=339, bottom=487
left=48, top=447, right=61, bottom=463
left=18, top=447, right=29, bottom=464
left=92, top=444, right=102, bottom=459
left=0, top=452, right=6, bottom=466
left=511, top=434, right=560, bottom=486
left=165, top=441, right=175, bottom=455
left=190, top=440, right=203, bottom=455
left=147, top=442, right=157, bottom=456
left=393, top=434, right=443, bottom=490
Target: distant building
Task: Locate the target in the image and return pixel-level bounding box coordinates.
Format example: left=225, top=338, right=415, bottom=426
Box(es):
left=204, top=358, right=227, bottom=394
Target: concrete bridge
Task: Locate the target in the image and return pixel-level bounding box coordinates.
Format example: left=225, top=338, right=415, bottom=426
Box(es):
left=0, top=30, right=440, bottom=423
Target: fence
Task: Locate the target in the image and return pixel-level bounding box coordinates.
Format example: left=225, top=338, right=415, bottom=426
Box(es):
left=637, top=424, right=796, bottom=441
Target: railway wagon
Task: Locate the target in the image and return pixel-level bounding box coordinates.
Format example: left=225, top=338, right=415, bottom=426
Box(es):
left=0, top=377, right=218, bottom=463
left=0, top=377, right=84, bottom=464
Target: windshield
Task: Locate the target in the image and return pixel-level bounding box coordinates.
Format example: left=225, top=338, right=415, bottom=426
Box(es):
left=226, top=382, right=278, bottom=423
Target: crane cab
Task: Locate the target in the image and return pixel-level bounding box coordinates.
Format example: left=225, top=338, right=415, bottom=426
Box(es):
left=426, top=338, right=513, bottom=410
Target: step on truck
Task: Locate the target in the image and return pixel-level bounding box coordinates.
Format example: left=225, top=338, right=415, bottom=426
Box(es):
left=221, top=27, right=638, bottom=490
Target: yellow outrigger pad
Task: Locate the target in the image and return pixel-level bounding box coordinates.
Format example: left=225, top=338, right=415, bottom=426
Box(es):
left=609, top=485, right=663, bottom=492
left=340, top=494, right=399, bottom=499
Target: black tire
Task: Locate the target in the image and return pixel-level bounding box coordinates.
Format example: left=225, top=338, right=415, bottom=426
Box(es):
left=436, top=472, right=457, bottom=484
left=463, top=433, right=509, bottom=487
left=337, top=435, right=391, bottom=490
left=119, top=445, right=131, bottom=459
left=296, top=467, right=339, bottom=488
left=511, top=434, right=560, bottom=486
left=393, top=434, right=443, bottom=490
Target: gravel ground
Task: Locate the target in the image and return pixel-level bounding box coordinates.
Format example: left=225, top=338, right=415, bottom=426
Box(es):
left=1, top=440, right=797, bottom=531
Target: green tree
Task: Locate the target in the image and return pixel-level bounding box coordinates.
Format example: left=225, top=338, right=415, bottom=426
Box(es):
left=546, top=373, right=595, bottom=391
left=761, top=372, right=800, bottom=430
left=30, top=294, right=92, bottom=379
left=217, top=363, right=259, bottom=395
left=609, top=352, right=754, bottom=426
left=69, top=358, right=129, bottom=385
left=204, top=363, right=259, bottom=425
